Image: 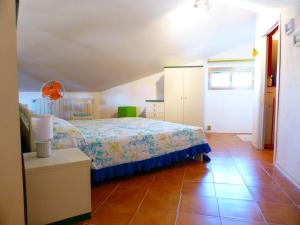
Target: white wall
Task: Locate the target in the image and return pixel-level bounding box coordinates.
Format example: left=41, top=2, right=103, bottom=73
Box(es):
left=203, top=43, right=255, bottom=133
left=0, top=1, right=25, bottom=224
left=100, top=72, right=164, bottom=118
left=204, top=89, right=254, bottom=133
left=19, top=92, right=102, bottom=118
left=275, top=6, right=300, bottom=187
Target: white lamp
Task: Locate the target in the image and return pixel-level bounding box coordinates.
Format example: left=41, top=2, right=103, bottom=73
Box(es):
left=31, top=115, right=53, bottom=158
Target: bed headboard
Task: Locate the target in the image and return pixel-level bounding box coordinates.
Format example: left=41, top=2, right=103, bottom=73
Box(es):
left=19, top=98, right=95, bottom=152
left=19, top=103, right=34, bottom=152
left=31, top=98, right=95, bottom=120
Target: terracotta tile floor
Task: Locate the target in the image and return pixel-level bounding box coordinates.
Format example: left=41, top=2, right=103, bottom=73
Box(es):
left=75, top=133, right=300, bottom=225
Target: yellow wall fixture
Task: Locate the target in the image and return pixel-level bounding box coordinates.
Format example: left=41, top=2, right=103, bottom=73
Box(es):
left=252, top=48, right=258, bottom=58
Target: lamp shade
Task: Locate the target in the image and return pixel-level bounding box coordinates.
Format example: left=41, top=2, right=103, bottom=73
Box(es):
left=31, top=115, right=53, bottom=141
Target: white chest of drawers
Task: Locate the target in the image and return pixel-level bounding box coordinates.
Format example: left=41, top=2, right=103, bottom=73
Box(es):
left=145, top=100, right=165, bottom=120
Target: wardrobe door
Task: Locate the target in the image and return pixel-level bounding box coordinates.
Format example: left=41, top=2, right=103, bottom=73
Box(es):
left=164, top=68, right=184, bottom=123
left=183, top=67, right=204, bottom=127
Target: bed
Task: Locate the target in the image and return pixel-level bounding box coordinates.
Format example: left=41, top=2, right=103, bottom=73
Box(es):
left=20, top=104, right=211, bottom=183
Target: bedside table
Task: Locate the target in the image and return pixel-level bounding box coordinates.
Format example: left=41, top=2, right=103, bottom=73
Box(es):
left=23, top=148, right=91, bottom=225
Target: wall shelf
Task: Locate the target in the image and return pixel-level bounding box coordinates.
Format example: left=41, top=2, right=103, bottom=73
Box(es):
left=207, top=58, right=255, bottom=63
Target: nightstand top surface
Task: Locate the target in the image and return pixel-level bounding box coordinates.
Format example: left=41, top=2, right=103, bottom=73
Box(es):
left=23, top=148, right=91, bottom=170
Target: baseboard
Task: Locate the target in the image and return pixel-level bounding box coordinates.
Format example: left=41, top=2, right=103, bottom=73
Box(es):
left=274, top=162, right=300, bottom=190
left=47, top=212, right=91, bottom=225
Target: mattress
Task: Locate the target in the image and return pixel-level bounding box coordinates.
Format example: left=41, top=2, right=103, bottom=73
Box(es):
left=51, top=117, right=209, bottom=170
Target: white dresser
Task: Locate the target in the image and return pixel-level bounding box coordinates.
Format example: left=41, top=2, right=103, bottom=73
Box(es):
left=23, top=148, right=91, bottom=225
left=145, top=100, right=165, bottom=120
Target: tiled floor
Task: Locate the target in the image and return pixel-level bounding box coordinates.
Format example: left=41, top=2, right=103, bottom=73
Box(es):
left=75, top=133, right=300, bottom=225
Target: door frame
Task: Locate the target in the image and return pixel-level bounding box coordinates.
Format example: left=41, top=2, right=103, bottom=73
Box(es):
left=272, top=21, right=282, bottom=163
left=258, top=21, right=281, bottom=162
left=263, top=25, right=279, bottom=150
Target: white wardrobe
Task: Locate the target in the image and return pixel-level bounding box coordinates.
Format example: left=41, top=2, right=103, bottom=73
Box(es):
left=164, top=66, right=204, bottom=127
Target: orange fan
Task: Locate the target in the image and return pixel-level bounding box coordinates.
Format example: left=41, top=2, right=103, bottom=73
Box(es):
left=41, top=80, right=64, bottom=101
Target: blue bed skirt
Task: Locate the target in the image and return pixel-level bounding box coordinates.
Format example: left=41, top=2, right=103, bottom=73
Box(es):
left=91, top=143, right=211, bottom=184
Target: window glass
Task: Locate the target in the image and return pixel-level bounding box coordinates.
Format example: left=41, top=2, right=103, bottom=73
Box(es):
left=210, top=72, right=231, bottom=88
left=209, top=67, right=254, bottom=89
left=232, top=71, right=253, bottom=88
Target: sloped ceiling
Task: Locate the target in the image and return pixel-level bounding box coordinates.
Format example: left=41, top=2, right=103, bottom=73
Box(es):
left=17, top=0, right=296, bottom=91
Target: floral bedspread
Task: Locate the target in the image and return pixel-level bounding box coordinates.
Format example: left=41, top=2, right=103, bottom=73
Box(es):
left=52, top=117, right=208, bottom=170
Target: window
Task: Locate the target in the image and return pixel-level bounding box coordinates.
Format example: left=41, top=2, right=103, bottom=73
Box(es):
left=209, top=71, right=231, bottom=88
left=231, top=71, right=253, bottom=88
left=209, top=67, right=254, bottom=89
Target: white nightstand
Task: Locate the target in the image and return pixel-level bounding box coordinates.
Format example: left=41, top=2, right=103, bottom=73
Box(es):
left=23, top=148, right=91, bottom=225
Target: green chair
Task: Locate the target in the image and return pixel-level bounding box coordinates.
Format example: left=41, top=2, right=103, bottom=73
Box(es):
left=118, top=106, right=137, bottom=118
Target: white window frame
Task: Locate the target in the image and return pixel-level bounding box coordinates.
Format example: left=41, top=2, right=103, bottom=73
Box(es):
left=208, top=67, right=254, bottom=90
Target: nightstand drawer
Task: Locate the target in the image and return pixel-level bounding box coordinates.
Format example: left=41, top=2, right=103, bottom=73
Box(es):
left=146, top=103, right=164, bottom=112
left=146, top=112, right=164, bottom=120
left=153, top=112, right=165, bottom=120
left=146, top=101, right=164, bottom=120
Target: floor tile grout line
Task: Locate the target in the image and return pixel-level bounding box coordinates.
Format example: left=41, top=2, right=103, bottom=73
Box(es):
left=91, top=181, right=121, bottom=215
left=181, top=158, right=224, bottom=222
left=268, top=171, right=300, bottom=208
left=127, top=188, right=150, bottom=225
left=219, top=215, right=270, bottom=225
left=241, top=161, right=300, bottom=206
left=127, top=174, right=155, bottom=225
left=214, top=183, right=222, bottom=224
left=233, top=150, right=270, bottom=224
left=174, top=164, right=186, bottom=225
left=213, top=149, right=267, bottom=224
left=281, top=189, right=299, bottom=207
left=211, top=161, right=222, bottom=221
left=271, top=178, right=298, bottom=207
left=174, top=191, right=183, bottom=225
left=241, top=171, right=295, bottom=219
left=213, top=147, right=261, bottom=222
left=237, top=164, right=270, bottom=224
